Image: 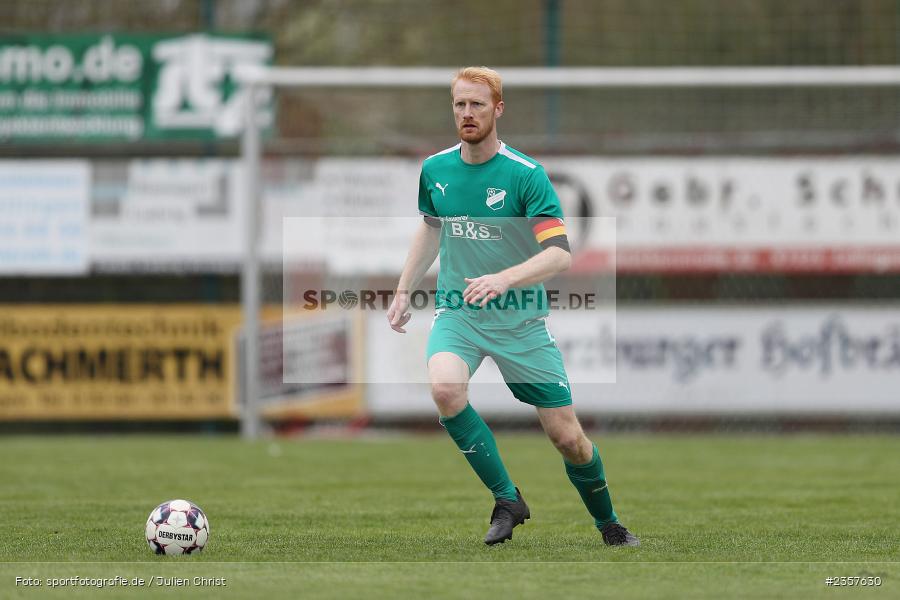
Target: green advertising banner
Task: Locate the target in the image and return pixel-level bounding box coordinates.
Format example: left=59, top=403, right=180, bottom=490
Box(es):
left=0, top=33, right=272, bottom=142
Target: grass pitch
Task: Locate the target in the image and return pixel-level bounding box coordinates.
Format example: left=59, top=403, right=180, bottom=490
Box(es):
left=1, top=433, right=898, bottom=598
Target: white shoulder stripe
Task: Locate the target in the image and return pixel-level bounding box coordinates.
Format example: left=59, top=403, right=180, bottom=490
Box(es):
left=498, top=143, right=536, bottom=169
left=427, top=143, right=462, bottom=159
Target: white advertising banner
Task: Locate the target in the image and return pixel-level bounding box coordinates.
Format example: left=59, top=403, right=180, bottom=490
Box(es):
left=543, top=157, right=900, bottom=273
left=0, top=161, right=89, bottom=274
left=90, top=159, right=244, bottom=270
left=88, top=158, right=419, bottom=272
left=365, top=306, right=900, bottom=416
left=263, top=158, right=423, bottom=273
left=274, top=156, right=900, bottom=274
left=87, top=156, right=900, bottom=273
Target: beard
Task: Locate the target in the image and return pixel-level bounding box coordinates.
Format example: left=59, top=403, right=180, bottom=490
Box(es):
left=458, top=118, right=494, bottom=144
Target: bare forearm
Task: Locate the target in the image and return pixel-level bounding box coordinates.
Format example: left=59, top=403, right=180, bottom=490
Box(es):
left=500, top=247, right=571, bottom=288
left=397, top=222, right=441, bottom=292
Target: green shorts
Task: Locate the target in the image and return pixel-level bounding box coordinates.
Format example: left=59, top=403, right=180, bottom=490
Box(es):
left=426, top=310, right=572, bottom=408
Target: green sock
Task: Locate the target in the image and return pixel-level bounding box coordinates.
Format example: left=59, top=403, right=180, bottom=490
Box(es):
left=565, top=444, right=618, bottom=530
left=440, top=403, right=517, bottom=502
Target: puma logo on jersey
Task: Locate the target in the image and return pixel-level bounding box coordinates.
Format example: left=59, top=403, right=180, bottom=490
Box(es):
left=558, top=381, right=569, bottom=391
left=485, top=188, right=506, bottom=210
left=435, top=182, right=449, bottom=196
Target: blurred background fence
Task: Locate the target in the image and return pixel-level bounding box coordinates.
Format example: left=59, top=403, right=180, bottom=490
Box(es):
left=1, top=0, right=899, bottom=429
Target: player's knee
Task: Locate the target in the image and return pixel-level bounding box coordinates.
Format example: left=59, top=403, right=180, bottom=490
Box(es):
left=550, top=430, right=586, bottom=459
left=431, top=383, right=467, bottom=415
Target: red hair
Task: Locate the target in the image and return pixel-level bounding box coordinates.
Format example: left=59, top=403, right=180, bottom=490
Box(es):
left=451, top=66, right=502, bottom=105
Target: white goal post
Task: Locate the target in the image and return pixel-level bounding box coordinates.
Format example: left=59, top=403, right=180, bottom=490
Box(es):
left=237, top=65, right=900, bottom=439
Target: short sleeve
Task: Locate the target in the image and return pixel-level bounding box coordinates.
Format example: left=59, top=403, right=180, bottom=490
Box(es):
left=522, top=167, right=570, bottom=252
left=418, top=170, right=437, bottom=218
left=522, top=167, right=563, bottom=219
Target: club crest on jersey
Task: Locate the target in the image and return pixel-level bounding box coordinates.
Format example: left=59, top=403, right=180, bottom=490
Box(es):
left=485, top=187, right=506, bottom=210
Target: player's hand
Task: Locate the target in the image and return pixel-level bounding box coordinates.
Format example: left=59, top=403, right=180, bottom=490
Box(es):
left=387, top=290, right=412, bottom=333
left=463, top=274, right=510, bottom=308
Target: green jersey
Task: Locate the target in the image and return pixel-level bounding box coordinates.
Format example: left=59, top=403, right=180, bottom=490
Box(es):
left=418, top=142, right=568, bottom=329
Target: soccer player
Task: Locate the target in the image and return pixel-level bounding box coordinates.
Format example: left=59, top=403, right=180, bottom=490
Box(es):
left=387, top=66, right=639, bottom=547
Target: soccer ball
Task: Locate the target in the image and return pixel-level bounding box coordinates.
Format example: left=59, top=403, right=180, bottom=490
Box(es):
left=145, top=499, right=209, bottom=555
